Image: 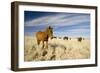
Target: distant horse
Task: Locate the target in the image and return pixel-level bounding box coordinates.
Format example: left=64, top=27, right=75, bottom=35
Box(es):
left=63, top=37, right=68, bottom=40
left=53, top=36, right=57, bottom=39
left=36, top=26, right=53, bottom=49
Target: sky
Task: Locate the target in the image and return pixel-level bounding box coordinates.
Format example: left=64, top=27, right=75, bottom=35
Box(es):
left=24, top=11, right=90, bottom=38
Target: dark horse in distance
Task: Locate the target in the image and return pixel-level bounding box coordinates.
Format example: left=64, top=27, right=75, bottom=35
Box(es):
left=36, top=26, right=53, bottom=49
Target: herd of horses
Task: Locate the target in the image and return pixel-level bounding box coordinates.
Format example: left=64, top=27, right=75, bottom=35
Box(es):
left=36, top=26, right=84, bottom=49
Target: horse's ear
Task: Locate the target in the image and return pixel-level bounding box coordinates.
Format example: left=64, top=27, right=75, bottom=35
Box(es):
left=48, top=26, right=53, bottom=29
left=48, top=26, right=51, bottom=29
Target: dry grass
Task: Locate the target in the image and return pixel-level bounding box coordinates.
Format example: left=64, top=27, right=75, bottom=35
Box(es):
left=24, top=36, right=90, bottom=61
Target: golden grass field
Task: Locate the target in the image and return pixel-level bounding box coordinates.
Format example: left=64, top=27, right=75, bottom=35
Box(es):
left=24, top=36, right=90, bottom=61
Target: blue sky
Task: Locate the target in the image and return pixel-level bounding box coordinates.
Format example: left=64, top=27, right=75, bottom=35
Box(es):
left=24, top=11, right=90, bottom=38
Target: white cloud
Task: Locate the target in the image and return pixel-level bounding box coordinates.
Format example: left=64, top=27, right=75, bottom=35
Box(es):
left=25, top=13, right=90, bottom=27
left=54, top=28, right=90, bottom=38
left=66, top=28, right=90, bottom=32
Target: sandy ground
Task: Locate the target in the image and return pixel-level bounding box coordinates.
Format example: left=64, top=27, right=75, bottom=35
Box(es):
left=24, top=36, right=90, bottom=62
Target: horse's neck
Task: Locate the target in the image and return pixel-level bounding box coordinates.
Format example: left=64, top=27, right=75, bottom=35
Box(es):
left=44, top=30, right=49, bottom=36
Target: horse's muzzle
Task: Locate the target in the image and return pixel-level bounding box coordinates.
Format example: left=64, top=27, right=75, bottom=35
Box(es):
left=51, top=37, right=53, bottom=39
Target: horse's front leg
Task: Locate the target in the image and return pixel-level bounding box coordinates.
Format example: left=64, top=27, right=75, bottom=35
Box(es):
left=42, top=41, right=44, bottom=49
left=46, top=41, right=48, bottom=49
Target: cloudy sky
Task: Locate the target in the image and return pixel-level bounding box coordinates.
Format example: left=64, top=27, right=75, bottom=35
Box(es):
left=24, top=11, right=90, bottom=38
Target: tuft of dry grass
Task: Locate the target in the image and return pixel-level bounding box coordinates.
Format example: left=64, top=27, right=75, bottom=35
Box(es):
left=24, top=36, right=90, bottom=62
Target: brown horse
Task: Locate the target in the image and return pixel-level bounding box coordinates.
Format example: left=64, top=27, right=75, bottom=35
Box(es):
left=36, top=26, right=53, bottom=49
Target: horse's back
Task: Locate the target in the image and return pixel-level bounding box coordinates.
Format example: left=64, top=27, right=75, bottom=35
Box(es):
left=36, top=31, right=47, bottom=41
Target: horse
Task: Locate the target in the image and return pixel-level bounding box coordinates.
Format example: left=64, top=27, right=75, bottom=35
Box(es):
left=63, top=36, right=68, bottom=40
left=36, top=26, right=53, bottom=49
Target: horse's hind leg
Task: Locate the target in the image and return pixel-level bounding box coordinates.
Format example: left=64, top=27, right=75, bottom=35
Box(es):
left=42, top=41, right=44, bottom=49
left=37, top=40, right=40, bottom=46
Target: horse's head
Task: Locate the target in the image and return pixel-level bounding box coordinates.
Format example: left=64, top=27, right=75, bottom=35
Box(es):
left=46, top=26, right=53, bottom=39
